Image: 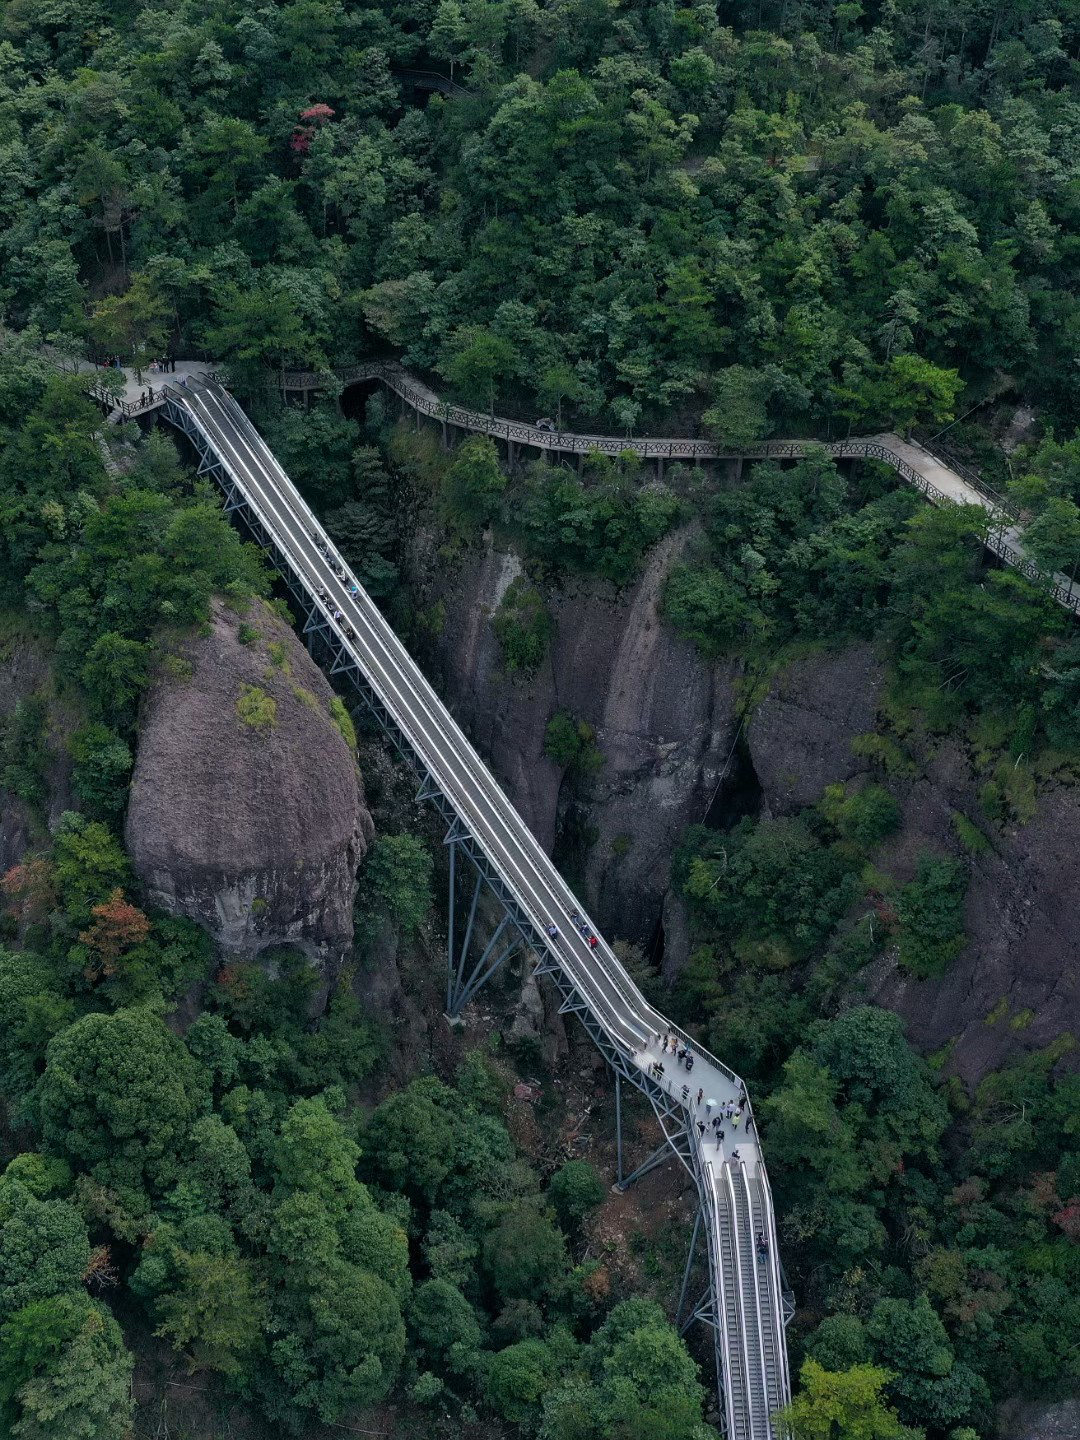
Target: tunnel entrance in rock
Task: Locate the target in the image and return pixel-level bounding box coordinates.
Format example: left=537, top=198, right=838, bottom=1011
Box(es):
left=702, top=731, right=763, bottom=831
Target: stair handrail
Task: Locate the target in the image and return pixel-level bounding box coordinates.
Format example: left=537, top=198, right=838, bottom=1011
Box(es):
left=757, top=1161, right=792, bottom=1410
left=704, top=1159, right=742, bottom=1439
left=725, top=1161, right=758, bottom=1439
left=741, top=1161, right=775, bottom=1433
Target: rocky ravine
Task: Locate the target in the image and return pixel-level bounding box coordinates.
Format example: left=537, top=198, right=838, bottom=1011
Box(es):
left=126, top=596, right=373, bottom=958
left=423, top=527, right=740, bottom=951
left=421, top=527, right=1080, bottom=1085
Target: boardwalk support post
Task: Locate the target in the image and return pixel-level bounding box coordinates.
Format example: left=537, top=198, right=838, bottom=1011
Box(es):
left=614, top=1135, right=680, bottom=1193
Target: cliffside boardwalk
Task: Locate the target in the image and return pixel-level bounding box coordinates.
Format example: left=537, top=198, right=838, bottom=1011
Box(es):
left=157, top=374, right=792, bottom=1440
left=281, top=360, right=1080, bottom=615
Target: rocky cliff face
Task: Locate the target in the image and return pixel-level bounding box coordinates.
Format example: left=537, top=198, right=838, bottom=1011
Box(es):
left=420, top=530, right=1080, bottom=1086
left=126, top=597, right=373, bottom=957
left=866, top=738, right=1080, bottom=1081
left=743, top=644, right=1080, bottom=1081
left=747, top=643, right=885, bottom=816
left=424, top=528, right=739, bottom=949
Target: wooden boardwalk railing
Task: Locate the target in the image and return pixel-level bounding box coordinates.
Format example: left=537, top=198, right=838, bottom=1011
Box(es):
left=279, top=360, right=1080, bottom=616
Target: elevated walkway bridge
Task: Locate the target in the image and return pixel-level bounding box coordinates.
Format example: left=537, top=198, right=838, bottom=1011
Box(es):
left=284, top=359, right=1080, bottom=615
left=153, top=374, right=793, bottom=1440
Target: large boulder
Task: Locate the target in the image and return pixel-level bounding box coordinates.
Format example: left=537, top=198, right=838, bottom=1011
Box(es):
left=126, top=597, right=373, bottom=956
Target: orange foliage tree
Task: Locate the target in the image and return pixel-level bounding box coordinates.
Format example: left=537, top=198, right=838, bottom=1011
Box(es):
left=79, top=888, right=151, bottom=978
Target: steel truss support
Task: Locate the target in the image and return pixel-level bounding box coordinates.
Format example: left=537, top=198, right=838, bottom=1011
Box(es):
left=443, top=838, right=526, bottom=1016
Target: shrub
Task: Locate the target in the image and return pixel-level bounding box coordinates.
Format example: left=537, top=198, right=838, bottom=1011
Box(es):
left=69, top=724, right=133, bottom=821
left=543, top=712, right=602, bottom=776
left=329, top=696, right=356, bottom=751
left=548, top=1160, right=605, bottom=1232
left=896, top=854, right=968, bottom=978
left=493, top=577, right=553, bottom=674
left=362, top=835, right=432, bottom=933
left=822, top=783, right=901, bottom=848
left=236, top=685, right=276, bottom=732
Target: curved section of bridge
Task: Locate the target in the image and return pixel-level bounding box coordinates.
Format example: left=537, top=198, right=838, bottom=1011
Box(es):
left=281, top=360, right=1080, bottom=615
left=159, top=375, right=791, bottom=1440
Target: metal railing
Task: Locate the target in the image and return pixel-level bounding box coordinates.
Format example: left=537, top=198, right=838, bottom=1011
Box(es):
left=278, top=362, right=1080, bottom=616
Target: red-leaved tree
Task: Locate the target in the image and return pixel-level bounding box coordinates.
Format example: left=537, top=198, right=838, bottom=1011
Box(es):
left=290, top=103, right=335, bottom=155
left=1, top=857, right=58, bottom=925
left=79, top=888, right=151, bottom=978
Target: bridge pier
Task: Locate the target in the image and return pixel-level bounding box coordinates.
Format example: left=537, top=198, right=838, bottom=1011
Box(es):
left=676, top=1203, right=704, bottom=1329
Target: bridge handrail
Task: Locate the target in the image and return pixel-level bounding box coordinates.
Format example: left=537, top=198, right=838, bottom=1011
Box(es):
left=725, top=1162, right=757, bottom=1434
left=741, top=1161, right=771, bottom=1437
left=758, top=1162, right=792, bottom=1409
left=393, top=66, right=472, bottom=97
left=704, top=1159, right=741, bottom=1437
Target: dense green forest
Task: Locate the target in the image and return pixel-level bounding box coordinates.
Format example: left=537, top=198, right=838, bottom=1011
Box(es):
left=2, top=0, right=1080, bottom=1435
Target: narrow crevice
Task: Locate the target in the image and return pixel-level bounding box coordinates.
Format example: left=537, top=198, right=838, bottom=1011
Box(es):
left=703, top=730, right=763, bottom=831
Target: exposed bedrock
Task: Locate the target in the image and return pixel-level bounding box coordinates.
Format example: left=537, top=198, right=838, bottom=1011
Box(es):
left=420, top=530, right=1080, bottom=1083
left=746, top=642, right=885, bottom=816
left=421, top=527, right=740, bottom=953
left=866, top=738, right=1080, bottom=1082
left=126, top=596, right=373, bottom=958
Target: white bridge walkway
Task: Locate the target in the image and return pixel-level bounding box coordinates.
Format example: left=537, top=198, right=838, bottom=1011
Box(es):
left=143, top=373, right=791, bottom=1440
left=84, top=353, right=1078, bottom=611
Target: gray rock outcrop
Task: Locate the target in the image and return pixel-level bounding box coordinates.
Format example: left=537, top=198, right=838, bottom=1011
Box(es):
left=867, top=738, right=1080, bottom=1082
left=126, top=597, right=373, bottom=956
left=421, top=527, right=739, bottom=950
left=747, top=644, right=884, bottom=815
left=424, top=528, right=1080, bottom=1082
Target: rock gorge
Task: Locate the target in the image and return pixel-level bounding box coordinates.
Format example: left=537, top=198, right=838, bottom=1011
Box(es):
left=419, top=527, right=1080, bottom=1086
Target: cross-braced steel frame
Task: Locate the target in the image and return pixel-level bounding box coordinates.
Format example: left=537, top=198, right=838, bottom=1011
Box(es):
left=161, top=392, right=731, bottom=1421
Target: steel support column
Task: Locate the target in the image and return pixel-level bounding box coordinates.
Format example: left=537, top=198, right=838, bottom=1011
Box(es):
left=676, top=1202, right=704, bottom=1329
left=615, top=1070, right=623, bottom=1186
